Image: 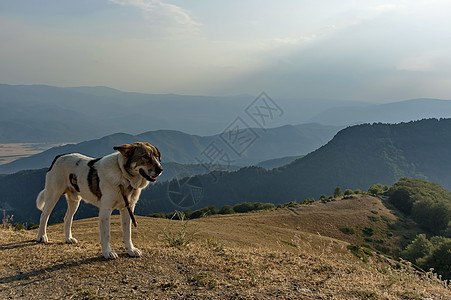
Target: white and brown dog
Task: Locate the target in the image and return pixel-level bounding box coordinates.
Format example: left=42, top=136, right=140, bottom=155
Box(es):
left=36, top=142, right=162, bottom=259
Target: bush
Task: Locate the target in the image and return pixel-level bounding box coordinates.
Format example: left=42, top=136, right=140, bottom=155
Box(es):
left=302, top=198, right=315, bottom=205
left=233, top=202, right=274, bottom=213
left=190, top=205, right=218, bottom=219
left=339, top=227, right=355, bottom=235
left=233, top=202, right=254, bottom=213
left=147, top=212, right=167, bottom=218
left=362, top=227, right=374, bottom=236
left=344, top=189, right=354, bottom=196
left=219, top=205, right=234, bottom=214
left=368, top=183, right=389, bottom=195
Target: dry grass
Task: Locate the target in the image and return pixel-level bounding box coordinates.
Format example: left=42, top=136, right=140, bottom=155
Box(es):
left=0, top=195, right=450, bottom=299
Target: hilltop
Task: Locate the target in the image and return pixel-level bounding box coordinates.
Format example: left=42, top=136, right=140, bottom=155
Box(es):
left=1, top=195, right=449, bottom=299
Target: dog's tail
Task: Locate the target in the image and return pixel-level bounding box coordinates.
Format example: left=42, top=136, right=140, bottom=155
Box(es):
left=36, top=190, right=46, bottom=211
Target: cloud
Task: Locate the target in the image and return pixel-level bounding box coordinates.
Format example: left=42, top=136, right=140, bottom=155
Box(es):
left=369, top=4, right=403, bottom=12
left=109, top=0, right=201, bottom=35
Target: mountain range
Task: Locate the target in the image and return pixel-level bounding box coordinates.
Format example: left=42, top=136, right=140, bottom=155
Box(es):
left=2, top=118, right=451, bottom=225
left=2, top=84, right=451, bottom=143
left=0, top=123, right=340, bottom=174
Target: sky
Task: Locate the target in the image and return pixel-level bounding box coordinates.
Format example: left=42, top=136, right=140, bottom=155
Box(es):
left=1, top=0, right=451, bottom=102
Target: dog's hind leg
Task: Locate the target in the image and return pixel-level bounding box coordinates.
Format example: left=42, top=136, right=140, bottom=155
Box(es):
left=64, top=192, right=81, bottom=244
left=36, top=188, right=63, bottom=243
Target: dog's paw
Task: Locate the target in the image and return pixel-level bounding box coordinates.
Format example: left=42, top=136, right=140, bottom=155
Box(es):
left=37, top=235, right=48, bottom=243
left=103, top=250, right=119, bottom=260
left=126, top=247, right=142, bottom=257
left=66, top=237, right=78, bottom=244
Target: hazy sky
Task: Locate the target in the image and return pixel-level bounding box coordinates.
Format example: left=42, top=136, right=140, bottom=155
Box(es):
left=1, top=0, right=451, bottom=101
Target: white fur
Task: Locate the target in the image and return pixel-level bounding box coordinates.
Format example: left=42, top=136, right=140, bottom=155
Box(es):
left=36, top=145, right=161, bottom=259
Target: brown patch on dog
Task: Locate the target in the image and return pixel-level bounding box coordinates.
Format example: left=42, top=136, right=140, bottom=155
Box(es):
left=87, top=158, right=102, bottom=200
left=69, top=173, right=80, bottom=192
left=48, top=153, right=72, bottom=172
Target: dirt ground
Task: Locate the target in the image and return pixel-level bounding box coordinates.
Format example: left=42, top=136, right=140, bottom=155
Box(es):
left=1, top=198, right=450, bottom=299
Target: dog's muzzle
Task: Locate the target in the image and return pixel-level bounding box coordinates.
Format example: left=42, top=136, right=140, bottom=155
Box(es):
left=139, top=167, right=162, bottom=182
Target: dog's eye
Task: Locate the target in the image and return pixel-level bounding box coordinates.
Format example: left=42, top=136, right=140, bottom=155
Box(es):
left=143, top=154, right=151, bottom=160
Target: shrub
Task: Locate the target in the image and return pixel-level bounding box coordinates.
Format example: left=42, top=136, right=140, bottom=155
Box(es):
left=147, top=212, right=166, bottom=218
left=339, top=227, right=355, bottom=235
left=160, top=211, right=190, bottom=247
left=219, top=205, right=234, bottom=214
left=344, top=189, right=354, bottom=195
left=233, top=202, right=254, bottom=213
left=368, top=183, right=389, bottom=195
left=362, top=227, right=374, bottom=236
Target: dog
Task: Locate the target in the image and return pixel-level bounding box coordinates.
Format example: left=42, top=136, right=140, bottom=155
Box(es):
left=36, top=142, right=162, bottom=259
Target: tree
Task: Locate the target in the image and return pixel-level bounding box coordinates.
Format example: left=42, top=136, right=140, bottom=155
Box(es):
left=411, top=200, right=451, bottom=235
left=388, top=178, right=451, bottom=233
left=401, top=234, right=433, bottom=265
left=420, top=240, right=451, bottom=280
left=333, top=187, right=343, bottom=197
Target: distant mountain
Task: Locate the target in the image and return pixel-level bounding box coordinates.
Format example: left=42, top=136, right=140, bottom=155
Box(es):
left=0, top=83, right=380, bottom=143
left=0, top=123, right=341, bottom=173
left=3, top=84, right=450, bottom=143
left=0, top=84, right=349, bottom=142
left=309, top=98, right=451, bottom=126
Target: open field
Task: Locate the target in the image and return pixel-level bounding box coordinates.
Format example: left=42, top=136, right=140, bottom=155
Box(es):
left=0, top=196, right=449, bottom=299
left=0, top=143, right=67, bottom=165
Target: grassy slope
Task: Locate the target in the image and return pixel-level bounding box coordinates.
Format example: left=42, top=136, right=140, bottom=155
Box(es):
left=0, top=195, right=449, bottom=299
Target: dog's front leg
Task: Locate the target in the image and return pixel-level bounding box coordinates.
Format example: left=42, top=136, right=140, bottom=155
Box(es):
left=120, top=206, right=142, bottom=257
left=99, top=206, right=118, bottom=259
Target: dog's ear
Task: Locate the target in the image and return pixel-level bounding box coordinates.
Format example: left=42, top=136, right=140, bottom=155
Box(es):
left=113, top=144, right=134, bottom=156
left=154, top=146, right=161, bottom=162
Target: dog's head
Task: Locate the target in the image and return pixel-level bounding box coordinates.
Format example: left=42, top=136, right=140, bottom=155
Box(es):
left=113, top=142, right=163, bottom=182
